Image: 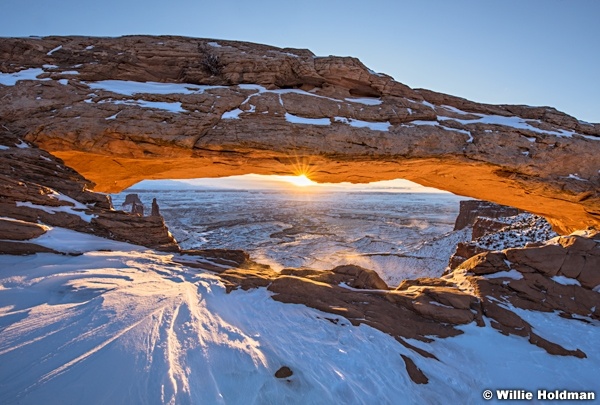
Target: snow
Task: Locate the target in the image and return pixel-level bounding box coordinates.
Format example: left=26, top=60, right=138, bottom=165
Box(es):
left=207, top=41, right=222, bottom=48
left=285, top=113, right=331, bottom=126
left=0, top=243, right=431, bottom=404
left=551, top=275, right=581, bottom=286
left=0, top=145, right=9, bottom=150
left=440, top=105, right=471, bottom=115
left=93, top=98, right=187, bottom=113
left=105, top=112, right=119, bottom=120
left=403, top=120, right=473, bottom=141
left=136, top=100, right=186, bottom=113
left=86, top=80, right=223, bottom=96
left=438, top=113, right=581, bottom=139
left=567, top=174, right=587, bottom=181
left=222, top=108, right=243, bottom=119
left=408, top=315, right=600, bottom=402
left=85, top=45, right=94, bottom=50
left=43, top=64, right=58, bottom=69
left=344, top=97, right=382, bottom=106
left=16, top=194, right=96, bottom=222
left=0, top=68, right=47, bottom=86
left=60, top=70, right=80, bottom=75
left=334, top=116, right=391, bottom=131
left=2, top=240, right=597, bottom=403
left=484, top=270, right=523, bottom=280
left=18, top=226, right=142, bottom=253
left=15, top=140, right=29, bottom=149
left=473, top=213, right=557, bottom=251
left=58, top=79, right=69, bottom=86
left=46, top=45, right=62, bottom=55
left=235, top=84, right=383, bottom=108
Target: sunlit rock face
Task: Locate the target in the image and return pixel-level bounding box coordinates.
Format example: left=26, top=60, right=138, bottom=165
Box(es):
left=1, top=35, right=599, bottom=233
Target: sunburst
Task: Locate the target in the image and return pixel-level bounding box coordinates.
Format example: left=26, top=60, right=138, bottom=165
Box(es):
left=284, top=173, right=315, bottom=187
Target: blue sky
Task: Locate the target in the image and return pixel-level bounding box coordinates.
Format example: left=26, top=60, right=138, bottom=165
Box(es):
left=2, top=0, right=598, bottom=123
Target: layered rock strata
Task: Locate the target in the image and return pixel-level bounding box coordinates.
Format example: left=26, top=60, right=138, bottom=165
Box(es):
left=0, top=35, right=599, bottom=233
left=0, top=129, right=177, bottom=252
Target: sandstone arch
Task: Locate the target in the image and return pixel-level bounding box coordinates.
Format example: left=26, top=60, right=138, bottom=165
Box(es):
left=1, top=35, right=599, bottom=233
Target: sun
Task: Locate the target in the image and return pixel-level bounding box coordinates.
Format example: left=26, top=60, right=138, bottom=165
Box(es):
left=285, top=174, right=314, bottom=187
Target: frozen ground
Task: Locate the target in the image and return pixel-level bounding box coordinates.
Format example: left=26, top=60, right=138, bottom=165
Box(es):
left=1, top=227, right=598, bottom=404
left=112, top=190, right=468, bottom=285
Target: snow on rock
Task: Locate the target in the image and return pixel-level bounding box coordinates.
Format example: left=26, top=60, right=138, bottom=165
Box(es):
left=222, top=108, right=243, bottom=119
left=344, top=97, right=382, bottom=106
left=408, top=316, right=600, bottom=400
left=16, top=201, right=96, bottom=223
left=484, top=269, right=523, bottom=280
left=0, top=68, right=48, bottom=86
left=46, top=45, right=62, bottom=55
left=551, top=275, right=582, bottom=286
left=15, top=140, right=30, bottom=149
left=0, top=247, right=430, bottom=404
left=86, top=80, right=223, bottom=96
left=285, top=113, right=331, bottom=126
left=474, top=213, right=558, bottom=251
left=1, top=243, right=599, bottom=404
left=90, top=98, right=187, bottom=114
left=334, top=117, right=391, bottom=131
left=16, top=189, right=96, bottom=223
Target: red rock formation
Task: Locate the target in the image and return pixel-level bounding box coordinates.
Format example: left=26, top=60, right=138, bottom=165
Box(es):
left=0, top=129, right=178, bottom=252
left=0, top=35, right=599, bottom=233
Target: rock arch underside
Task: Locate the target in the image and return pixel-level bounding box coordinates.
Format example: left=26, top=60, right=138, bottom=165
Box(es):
left=1, top=36, right=600, bottom=394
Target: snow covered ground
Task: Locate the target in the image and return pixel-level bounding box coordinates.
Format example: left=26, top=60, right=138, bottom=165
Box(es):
left=1, top=227, right=599, bottom=404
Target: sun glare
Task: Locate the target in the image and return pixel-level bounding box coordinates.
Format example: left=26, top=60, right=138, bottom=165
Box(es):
left=286, top=174, right=314, bottom=187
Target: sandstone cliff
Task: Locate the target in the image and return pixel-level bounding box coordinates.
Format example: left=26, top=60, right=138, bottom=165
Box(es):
left=1, top=35, right=599, bottom=233
left=0, top=129, right=178, bottom=253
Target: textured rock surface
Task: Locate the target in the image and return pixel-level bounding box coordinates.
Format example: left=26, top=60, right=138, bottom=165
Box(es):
left=453, top=200, right=521, bottom=231
left=1, top=35, right=599, bottom=233
left=0, top=129, right=178, bottom=252
left=449, top=212, right=559, bottom=269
